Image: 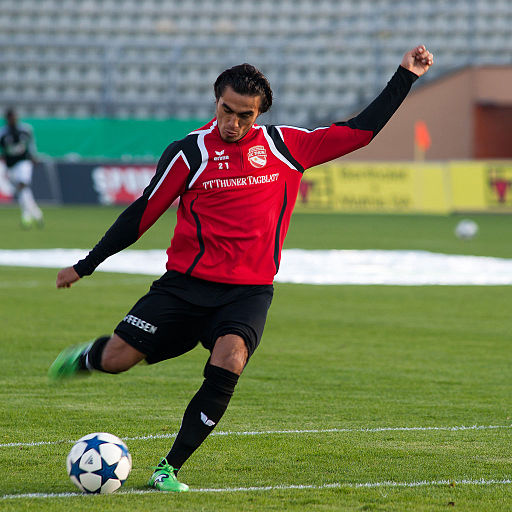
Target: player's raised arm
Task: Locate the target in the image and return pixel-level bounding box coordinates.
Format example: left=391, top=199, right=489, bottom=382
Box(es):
left=342, top=44, right=433, bottom=138
left=277, top=45, right=434, bottom=170
left=400, top=45, right=434, bottom=77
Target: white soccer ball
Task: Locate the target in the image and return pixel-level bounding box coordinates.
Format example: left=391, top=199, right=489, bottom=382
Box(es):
left=66, top=432, right=132, bottom=494
left=455, top=219, right=478, bottom=240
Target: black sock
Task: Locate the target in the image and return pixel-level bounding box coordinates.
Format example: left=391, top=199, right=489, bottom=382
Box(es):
left=78, top=336, right=110, bottom=372
left=164, top=364, right=239, bottom=470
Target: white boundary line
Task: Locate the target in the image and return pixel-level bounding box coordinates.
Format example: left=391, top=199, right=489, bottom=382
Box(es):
left=1, top=424, right=511, bottom=449
left=2, top=478, right=512, bottom=500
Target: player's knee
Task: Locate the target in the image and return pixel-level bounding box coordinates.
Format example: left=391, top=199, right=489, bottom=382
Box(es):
left=210, top=335, right=248, bottom=375
left=215, top=355, right=245, bottom=375
left=100, top=335, right=145, bottom=373
left=100, top=352, right=128, bottom=374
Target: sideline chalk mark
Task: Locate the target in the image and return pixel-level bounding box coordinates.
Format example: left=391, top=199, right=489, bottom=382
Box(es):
left=2, top=478, right=512, bottom=500
left=2, top=423, right=511, bottom=449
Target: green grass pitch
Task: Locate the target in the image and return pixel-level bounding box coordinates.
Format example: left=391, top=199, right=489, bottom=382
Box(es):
left=1, top=206, right=512, bottom=511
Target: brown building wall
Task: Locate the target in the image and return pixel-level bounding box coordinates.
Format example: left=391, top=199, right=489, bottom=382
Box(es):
left=341, top=66, right=512, bottom=161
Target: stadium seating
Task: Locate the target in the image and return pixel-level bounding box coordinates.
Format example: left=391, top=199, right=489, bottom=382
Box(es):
left=0, top=0, right=511, bottom=127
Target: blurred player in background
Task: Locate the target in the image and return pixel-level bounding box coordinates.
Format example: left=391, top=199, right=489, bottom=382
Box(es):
left=49, top=46, right=433, bottom=491
left=0, top=108, right=43, bottom=228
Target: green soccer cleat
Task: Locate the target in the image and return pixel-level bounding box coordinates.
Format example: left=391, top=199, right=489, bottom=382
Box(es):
left=47, top=342, right=92, bottom=381
left=20, top=217, right=34, bottom=229
left=148, top=460, right=189, bottom=492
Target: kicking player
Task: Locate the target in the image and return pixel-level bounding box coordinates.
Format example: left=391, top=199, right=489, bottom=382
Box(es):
left=49, top=46, right=433, bottom=491
left=0, top=108, right=44, bottom=228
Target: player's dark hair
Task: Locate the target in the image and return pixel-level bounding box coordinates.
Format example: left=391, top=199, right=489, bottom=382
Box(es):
left=5, top=107, right=15, bottom=119
left=214, top=64, right=273, bottom=114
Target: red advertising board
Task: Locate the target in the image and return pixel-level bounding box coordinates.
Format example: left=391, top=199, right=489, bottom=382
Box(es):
left=0, top=165, right=14, bottom=203
left=91, top=165, right=179, bottom=206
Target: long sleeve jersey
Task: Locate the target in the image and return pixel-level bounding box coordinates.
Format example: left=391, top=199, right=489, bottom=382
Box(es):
left=74, top=66, right=418, bottom=285
left=0, top=123, right=36, bottom=168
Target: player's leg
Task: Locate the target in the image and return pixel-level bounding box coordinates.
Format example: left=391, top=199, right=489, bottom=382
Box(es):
left=151, top=285, right=273, bottom=491
left=149, top=334, right=244, bottom=492
left=48, top=334, right=146, bottom=380
left=49, top=276, right=178, bottom=380
left=157, top=335, right=245, bottom=459
left=17, top=184, right=33, bottom=228
left=18, top=184, right=43, bottom=225
left=13, top=161, right=43, bottom=227
left=6, top=163, right=32, bottom=227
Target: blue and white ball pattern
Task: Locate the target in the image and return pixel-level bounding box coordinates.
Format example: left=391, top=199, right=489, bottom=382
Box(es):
left=66, top=432, right=132, bottom=494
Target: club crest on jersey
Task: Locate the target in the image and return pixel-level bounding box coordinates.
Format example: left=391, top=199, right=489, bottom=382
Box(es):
left=248, top=145, right=267, bottom=168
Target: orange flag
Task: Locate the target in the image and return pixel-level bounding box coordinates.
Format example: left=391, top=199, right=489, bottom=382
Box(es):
left=414, top=120, right=431, bottom=151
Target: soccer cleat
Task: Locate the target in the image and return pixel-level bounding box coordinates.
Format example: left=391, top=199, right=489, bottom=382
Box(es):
left=48, top=342, right=92, bottom=381
left=20, top=217, right=33, bottom=229
left=35, top=216, right=44, bottom=229
left=148, top=459, right=189, bottom=492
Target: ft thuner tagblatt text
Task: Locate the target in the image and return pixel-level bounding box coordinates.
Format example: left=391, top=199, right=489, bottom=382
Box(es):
left=202, top=173, right=279, bottom=190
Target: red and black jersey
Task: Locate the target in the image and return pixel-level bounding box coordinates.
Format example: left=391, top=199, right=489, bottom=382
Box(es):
left=74, top=66, right=418, bottom=285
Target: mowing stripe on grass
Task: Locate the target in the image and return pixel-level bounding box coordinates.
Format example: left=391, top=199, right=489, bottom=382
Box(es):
left=1, top=423, right=511, bottom=449
left=2, top=478, right=512, bottom=500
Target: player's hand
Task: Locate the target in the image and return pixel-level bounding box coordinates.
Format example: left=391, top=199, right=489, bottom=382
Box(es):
left=401, top=45, right=433, bottom=77
left=56, top=266, right=80, bottom=288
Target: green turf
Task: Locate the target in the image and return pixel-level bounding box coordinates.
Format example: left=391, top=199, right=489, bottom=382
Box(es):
left=2, top=205, right=512, bottom=257
left=1, top=205, right=511, bottom=511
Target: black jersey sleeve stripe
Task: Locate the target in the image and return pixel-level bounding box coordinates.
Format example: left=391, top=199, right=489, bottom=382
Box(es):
left=273, top=183, right=288, bottom=273
left=336, top=66, right=418, bottom=138
left=186, top=194, right=205, bottom=275
left=182, top=134, right=204, bottom=189
left=264, top=125, right=305, bottom=174
left=142, top=135, right=202, bottom=199
left=142, top=141, right=182, bottom=197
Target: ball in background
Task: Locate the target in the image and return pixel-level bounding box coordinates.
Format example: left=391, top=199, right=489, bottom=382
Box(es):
left=455, top=219, right=479, bottom=240
left=66, top=432, right=132, bottom=494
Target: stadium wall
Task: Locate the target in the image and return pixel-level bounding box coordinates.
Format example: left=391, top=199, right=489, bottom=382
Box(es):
left=26, top=118, right=208, bottom=161
left=342, top=66, right=512, bottom=162
left=2, top=160, right=512, bottom=214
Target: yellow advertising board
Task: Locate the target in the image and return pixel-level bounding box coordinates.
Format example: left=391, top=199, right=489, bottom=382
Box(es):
left=449, top=161, right=512, bottom=212
left=296, top=162, right=450, bottom=213
left=295, top=160, right=512, bottom=214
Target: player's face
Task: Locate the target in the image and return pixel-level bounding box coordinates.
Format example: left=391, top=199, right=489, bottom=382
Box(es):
left=6, top=112, right=16, bottom=127
left=216, top=86, right=261, bottom=143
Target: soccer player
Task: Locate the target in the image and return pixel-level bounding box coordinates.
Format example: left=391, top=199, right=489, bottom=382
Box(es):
left=49, top=45, right=433, bottom=491
left=0, top=108, right=44, bottom=228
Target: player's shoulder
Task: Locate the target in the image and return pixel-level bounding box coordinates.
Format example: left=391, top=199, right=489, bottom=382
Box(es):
left=157, top=120, right=214, bottom=169
left=259, top=123, right=327, bottom=147
left=269, top=123, right=330, bottom=135
left=189, top=118, right=217, bottom=135
left=170, top=119, right=216, bottom=149
left=17, top=122, right=34, bottom=135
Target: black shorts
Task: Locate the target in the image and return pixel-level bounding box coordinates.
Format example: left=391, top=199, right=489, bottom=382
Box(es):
left=114, top=271, right=274, bottom=364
